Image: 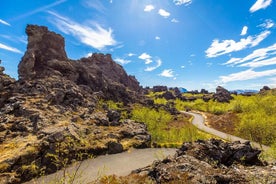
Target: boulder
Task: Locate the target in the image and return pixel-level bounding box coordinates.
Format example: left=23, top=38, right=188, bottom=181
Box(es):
left=107, top=141, right=124, bottom=154
left=213, top=86, right=233, bottom=103
left=178, top=139, right=262, bottom=166
left=132, top=139, right=273, bottom=184
left=153, top=86, right=168, bottom=92
left=159, top=91, right=175, bottom=100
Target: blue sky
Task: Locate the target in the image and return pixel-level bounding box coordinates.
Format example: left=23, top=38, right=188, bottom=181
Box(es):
left=0, top=0, right=275, bottom=91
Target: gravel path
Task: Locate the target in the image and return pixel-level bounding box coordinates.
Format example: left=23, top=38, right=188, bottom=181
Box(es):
left=25, top=148, right=176, bottom=184
left=183, top=111, right=269, bottom=150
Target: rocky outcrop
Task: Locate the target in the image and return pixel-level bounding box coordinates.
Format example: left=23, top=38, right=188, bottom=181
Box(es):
left=132, top=139, right=276, bottom=183
left=18, top=25, right=67, bottom=80
left=152, top=86, right=168, bottom=92
left=213, top=86, right=233, bottom=103
left=0, top=66, right=15, bottom=108
left=18, top=24, right=142, bottom=103
left=0, top=25, right=150, bottom=184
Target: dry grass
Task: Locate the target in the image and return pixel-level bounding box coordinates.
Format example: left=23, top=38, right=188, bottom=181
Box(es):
left=205, top=112, right=239, bottom=135
left=0, top=135, right=38, bottom=163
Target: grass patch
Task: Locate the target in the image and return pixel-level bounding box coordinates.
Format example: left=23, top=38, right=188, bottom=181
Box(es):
left=131, top=105, right=209, bottom=147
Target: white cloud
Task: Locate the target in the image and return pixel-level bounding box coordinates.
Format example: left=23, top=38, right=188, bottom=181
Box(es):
left=48, top=11, right=117, bottom=50
left=86, top=52, right=93, bottom=57
left=144, top=5, right=155, bottom=12
left=0, top=43, right=22, bottom=54
left=219, top=68, right=276, bottom=83
left=240, top=57, right=276, bottom=68
left=155, top=36, right=160, bottom=40
left=173, top=0, right=192, bottom=6
left=159, top=69, right=174, bottom=77
left=223, top=43, right=276, bottom=66
left=259, top=19, right=275, bottom=29
left=145, top=59, right=162, bottom=71
left=171, top=18, right=179, bottom=23
left=0, top=19, right=10, bottom=26
left=128, top=53, right=135, bottom=57
left=205, top=30, right=270, bottom=58
left=158, top=9, right=170, bottom=18
left=250, top=0, right=272, bottom=13
left=240, top=26, right=248, bottom=36
left=114, top=58, right=131, bottom=65
left=181, top=65, right=185, bottom=68
left=138, top=52, right=152, bottom=64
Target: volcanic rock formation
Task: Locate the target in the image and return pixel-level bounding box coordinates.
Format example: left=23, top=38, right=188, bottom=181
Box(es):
left=18, top=24, right=142, bottom=104
left=132, top=139, right=276, bottom=184
left=213, top=86, right=233, bottom=103
left=0, top=25, right=150, bottom=184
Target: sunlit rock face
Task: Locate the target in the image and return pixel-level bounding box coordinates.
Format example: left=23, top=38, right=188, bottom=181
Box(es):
left=18, top=24, right=142, bottom=103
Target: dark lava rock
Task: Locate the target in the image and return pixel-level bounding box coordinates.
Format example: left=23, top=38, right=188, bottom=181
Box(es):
left=153, top=86, right=168, bottom=92
left=178, top=139, right=262, bottom=166
left=107, top=141, right=124, bottom=154
left=159, top=91, right=175, bottom=100
left=213, top=86, right=233, bottom=103
left=18, top=24, right=142, bottom=104
left=132, top=139, right=275, bottom=184
left=0, top=25, right=152, bottom=184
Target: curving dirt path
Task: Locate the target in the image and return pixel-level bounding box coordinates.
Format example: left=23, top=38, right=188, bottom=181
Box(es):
left=183, top=111, right=269, bottom=151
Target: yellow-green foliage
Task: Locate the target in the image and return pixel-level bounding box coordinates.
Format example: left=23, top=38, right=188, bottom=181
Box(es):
left=146, top=91, right=165, bottom=98
left=174, top=98, right=229, bottom=115
left=173, top=93, right=276, bottom=146
left=235, top=94, right=276, bottom=146
left=153, top=97, right=167, bottom=105
left=131, top=105, right=207, bottom=147
left=97, top=99, right=123, bottom=110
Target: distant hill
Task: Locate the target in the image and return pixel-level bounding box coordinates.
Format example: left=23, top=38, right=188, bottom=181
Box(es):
left=230, top=89, right=258, bottom=94
left=178, top=87, right=188, bottom=93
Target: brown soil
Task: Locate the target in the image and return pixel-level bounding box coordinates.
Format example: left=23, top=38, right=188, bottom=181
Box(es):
left=205, top=112, right=239, bottom=135
left=167, top=113, right=191, bottom=129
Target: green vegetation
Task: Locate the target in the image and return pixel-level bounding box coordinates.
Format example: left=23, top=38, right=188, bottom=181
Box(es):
left=172, top=92, right=276, bottom=147
left=131, top=105, right=209, bottom=147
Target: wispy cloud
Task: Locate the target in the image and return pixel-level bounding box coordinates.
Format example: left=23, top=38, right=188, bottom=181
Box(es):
left=144, top=4, right=155, bottom=12
left=0, top=43, right=22, bottom=54
left=159, top=69, right=174, bottom=77
left=171, top=18, right=179, bottom=23
left=0, top=19, right=10, bottom=26
left=173, top=0, right=192, bottom=6
left=145, top=59, right=162, bottom=71
left=114, top=58, right=131, bottom=65
left=0, top=34, right=27, bottom=44
left=240, top=26, right=248, bottom=36
left=250, top=0, right=272, bottom=13
left=139, top=53, right=162, bottom=71
left=223, top=43, right=276, bottom=66
left=48, top=11, right=117, bottom=50
left=82, top=0, right=106, bottom=12
left=240, top=57, right=276, bottom=68
left=259, top=19, right=275, bottom=29
left=158, top=9, right=170, bottom=18
left=138, top=53, right=152, bottom=64
left=219, top=68, right=276, bottom=83
left=12, top=0, right=66, bottom=20
left=205, top=30, right=270, bottom=58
